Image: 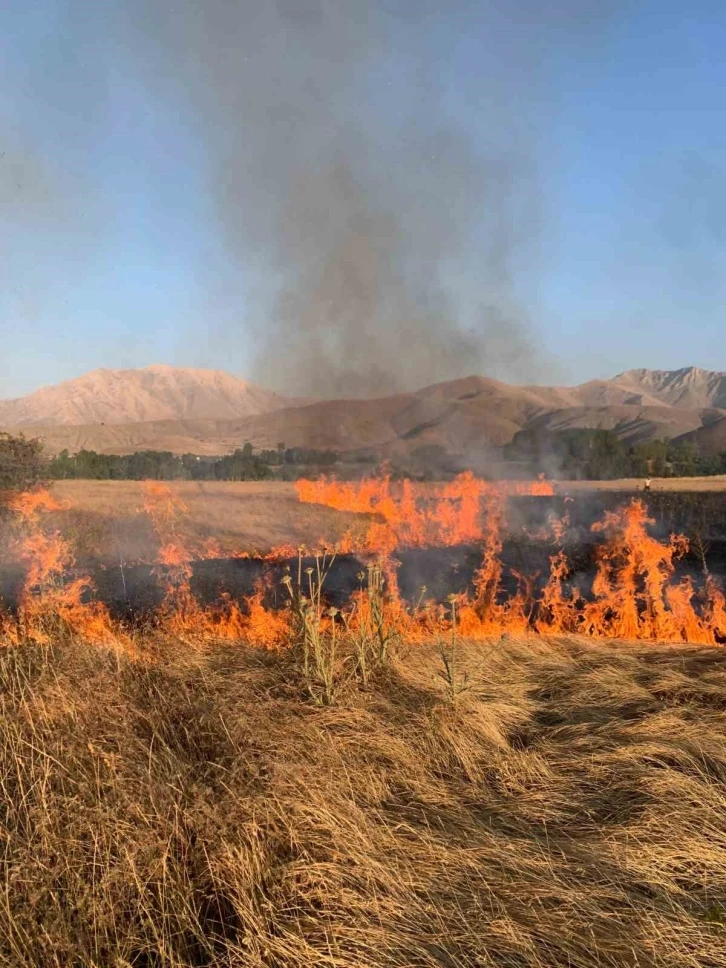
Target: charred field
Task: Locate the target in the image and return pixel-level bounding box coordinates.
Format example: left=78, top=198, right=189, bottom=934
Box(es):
left=4, top=486, right=726, bottom=631
left=1, top=478, right=726, bottom=966
left=91, top=490, right=726, bottom=625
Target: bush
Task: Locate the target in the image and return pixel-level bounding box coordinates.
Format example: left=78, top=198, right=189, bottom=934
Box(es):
left=0, top=431, right=45, bottom=493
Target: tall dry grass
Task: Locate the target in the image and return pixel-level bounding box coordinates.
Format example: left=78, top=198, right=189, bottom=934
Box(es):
left=0, top=633, right=725, bottom=966
left=45, top=480, right=366, bottom=563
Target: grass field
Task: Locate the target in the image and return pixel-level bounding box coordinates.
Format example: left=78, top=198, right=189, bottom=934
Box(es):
left=3, top=479, right=726, bottom=964
left=2, top=632, right=725, bottom=967
left=40, top=476, right=726, bottom=560
left=557, top=475, right=726, bottom=493
left=45, top=480, right=363, bottom=563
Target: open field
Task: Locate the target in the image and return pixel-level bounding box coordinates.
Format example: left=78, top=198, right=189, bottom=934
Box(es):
left=32, top=477, right=726, bottom=566
left=42, top=480, right=362, bottom=563
left=3, top=475, right=726, bottom=964
left=557, top=475, right=726, bottom=492
left=1, top=633, right=725, bottom=967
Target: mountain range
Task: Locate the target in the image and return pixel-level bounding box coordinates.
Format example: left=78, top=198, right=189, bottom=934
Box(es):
left=0, top=365, right=296, bottom=426
left=2, top=364, right=726, bottom=461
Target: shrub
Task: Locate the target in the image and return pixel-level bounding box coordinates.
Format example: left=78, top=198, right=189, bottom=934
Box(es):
left=0, top=431, right=45, bottom=493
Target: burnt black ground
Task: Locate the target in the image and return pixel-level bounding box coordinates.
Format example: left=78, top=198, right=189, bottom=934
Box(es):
left=2, top=493, right=726, bottom=622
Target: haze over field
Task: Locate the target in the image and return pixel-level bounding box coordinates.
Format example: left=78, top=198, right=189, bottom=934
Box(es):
left=2, top=2, right=725, bottom=397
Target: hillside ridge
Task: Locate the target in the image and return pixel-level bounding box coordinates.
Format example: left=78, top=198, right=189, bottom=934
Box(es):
left=3, top=365, right=725, bottom=458
left=0, top=365, right=296, bottom=427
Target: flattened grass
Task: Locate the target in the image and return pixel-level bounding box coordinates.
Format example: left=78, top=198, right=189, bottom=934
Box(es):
left=0, top=634, right=725, bottom=966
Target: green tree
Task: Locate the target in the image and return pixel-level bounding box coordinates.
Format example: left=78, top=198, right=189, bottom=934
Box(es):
left=48, top=449, right=77, bottom=480
left=585, top=430, right=627, bottom=480
left=0, top=432, right=45, bottom=492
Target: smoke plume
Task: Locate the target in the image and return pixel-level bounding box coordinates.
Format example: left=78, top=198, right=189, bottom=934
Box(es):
left=121, top=0, right=615, bottom=396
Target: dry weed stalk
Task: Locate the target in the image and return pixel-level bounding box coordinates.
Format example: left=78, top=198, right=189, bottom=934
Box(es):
left=283, top=550, right=348, bottom=705
left=344, top=560, right=401, bottom=687
left=436, top=594, right=471, bottom=708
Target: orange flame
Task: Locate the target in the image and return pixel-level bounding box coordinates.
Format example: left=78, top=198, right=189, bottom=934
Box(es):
left=295, top=472, right=554, bottom=556
left=3, top=489, right=122, bottom=647
left=0, top=480, right=723, bottom=652
left=141, top=482, right=213, bottom=637
left=141, top=483, right=293, bottom=644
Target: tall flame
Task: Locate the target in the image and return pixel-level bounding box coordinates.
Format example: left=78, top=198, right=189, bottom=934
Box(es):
left=141, top=482, right=208, bottom=634
left=3, top=489, right=120, bottom=646
left=1, top=479, right=723, bottom=652
left=295, top=472, right=554, bottom=555
left=141, top=482, right=291, bottom=645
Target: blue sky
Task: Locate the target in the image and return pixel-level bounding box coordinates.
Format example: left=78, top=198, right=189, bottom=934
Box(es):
left=0, top=0, right=724, bottom=397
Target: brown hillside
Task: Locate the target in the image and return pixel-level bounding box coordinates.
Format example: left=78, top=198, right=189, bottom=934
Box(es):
left=524, top=404, right=714, bottom=446
left=8, top=377, right=575, bottom=457
left=3, top=365, right=726, bottom=458
left=562, top=378, right=669, bottom=408
left=0, top=364, right=296, bottom=426
left=613, top=366, right=726, bottom=409
left=675, top=414, right=726, bottom=457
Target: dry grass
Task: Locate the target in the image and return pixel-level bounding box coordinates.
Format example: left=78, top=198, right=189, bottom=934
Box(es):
left=42, top=476, right=726, bottom=563
left=559, top=475, right=726, bottom=493
left=27, top=477, right=726, bottom=565
left=42, top=481, right=363, bottom=563
left=1, top=632, right=725, bottom=966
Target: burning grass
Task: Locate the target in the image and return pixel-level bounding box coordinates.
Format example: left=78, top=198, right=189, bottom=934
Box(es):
left=2, top=474, right=726, bottom=648
left=33, top=480, right=367, bottom=565
left=0, top=633, right=725, bottom=966
left=2, top=476, right=726, bottom=963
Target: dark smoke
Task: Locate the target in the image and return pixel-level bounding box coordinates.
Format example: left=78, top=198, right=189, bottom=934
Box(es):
left=120, top=0, right=616, bottom=397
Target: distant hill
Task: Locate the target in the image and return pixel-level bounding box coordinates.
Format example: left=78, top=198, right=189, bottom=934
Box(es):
left=2, top=364, right=725, bottom=461
left=0, top=365, right=296, bottom=426
left=521, top=405, right=714, bottom=446
left=673, top=414, right=726, bottom=457
left=611, top=367, right=726, bottom=410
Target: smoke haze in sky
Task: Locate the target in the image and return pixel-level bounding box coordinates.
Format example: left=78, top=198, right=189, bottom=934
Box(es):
left=1, top=0, right=725, bottom=396
left=119, top=0, right=619, bottom=395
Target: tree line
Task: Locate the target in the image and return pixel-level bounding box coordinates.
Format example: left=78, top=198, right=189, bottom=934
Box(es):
left=46, top=443, right=340, bottom=481
left=505, top=428, right=726, bottom=480
left=1, top=429, right=725, bottom=490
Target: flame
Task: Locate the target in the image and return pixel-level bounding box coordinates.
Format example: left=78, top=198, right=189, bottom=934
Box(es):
left=141, top=482, right=213, bottom=637
left=536, top=551, right=581, bottom=634
left=580, top=501, right=698, bottom=643
left=295, top=472, right=553, bottom=556
left=240, top=588, right=292, bottom=648
left=704, top=577, right=726, bottom=639
left=141, top=483, right=293, bottom=644
left=0, top=479, right=723, bottom=653
left=292, top=480, right=722, bottom=646
left=530, top=500, right=722, bottom=646
left=3, top=489, right=123, bottom=648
